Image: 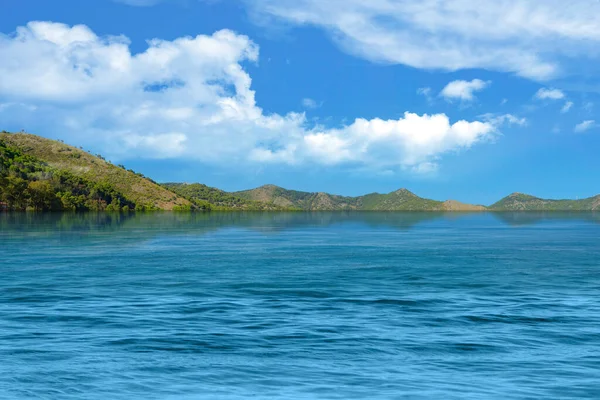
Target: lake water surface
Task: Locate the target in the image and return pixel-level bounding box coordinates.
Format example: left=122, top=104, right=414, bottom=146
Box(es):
left=1, top=212, right=600, bottom=399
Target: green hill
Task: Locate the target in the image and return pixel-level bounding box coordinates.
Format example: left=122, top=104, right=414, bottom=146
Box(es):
left=162, top=183, right=291, bottom=211
left=359, top=188, right=445, bottom=210
left=233, top=185, right=485, bottom=211
left=233, top=184, right=361, bottom=210
left=489, top=192, right=600, bottom=211
left=0, top=132, right=191, bottom=211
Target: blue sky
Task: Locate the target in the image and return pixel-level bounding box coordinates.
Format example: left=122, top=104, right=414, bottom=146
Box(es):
left=1, top=0, right=600, bottom=204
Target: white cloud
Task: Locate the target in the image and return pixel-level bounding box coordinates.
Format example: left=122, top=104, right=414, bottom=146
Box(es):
left=440, top=79, right=490, bottom=101
left=302, top=98, right=320, bottom=109
left=574, top=120, right=596, bottom=133
left=534, top=88, right=565, bottom=100
left=0, top=21, right=260, bottom=104
left=245, top=0, right=600, bottom=80
left=123, top=132, right=188, bottom=158
left=0, top=22, right=512, bottom=172
left=480, top=113, right=527, bottom=127
left=253, top=111, right=501, bottom=169
left=297, top=112, right=497, bottom=168
left=561, top=101, right=574, bottom=113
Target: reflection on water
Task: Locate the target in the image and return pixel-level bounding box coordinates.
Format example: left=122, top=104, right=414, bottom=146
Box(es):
left=2, top=210, right=599, bottom=237
left=490, top=211, right=600, bottom=226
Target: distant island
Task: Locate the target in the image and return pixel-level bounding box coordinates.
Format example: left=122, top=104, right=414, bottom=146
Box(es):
left=1, top=132, right=599, bottom=212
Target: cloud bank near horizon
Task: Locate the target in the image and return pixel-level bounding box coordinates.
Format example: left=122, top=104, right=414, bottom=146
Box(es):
left=0, top=21, right=522, bottom=173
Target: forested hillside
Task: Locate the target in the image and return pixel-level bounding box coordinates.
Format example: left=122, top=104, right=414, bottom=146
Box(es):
left=1, top=138, right=132, bottom=211
left=0, top=133, right=191, bottom=211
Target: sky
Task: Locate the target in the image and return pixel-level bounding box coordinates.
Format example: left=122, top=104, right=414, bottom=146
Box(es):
left=1, top=0, right=600, bottom=205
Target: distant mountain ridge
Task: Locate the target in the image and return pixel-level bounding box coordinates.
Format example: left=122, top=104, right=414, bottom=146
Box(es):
left=233, top=185, right=486, bottom=211
left=1, top=132, right=599, bottom=211
left=489, top=192, right=600, bottom=211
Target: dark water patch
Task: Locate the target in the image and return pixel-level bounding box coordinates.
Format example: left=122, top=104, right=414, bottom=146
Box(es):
left=463, top=314, right=566, bottom=325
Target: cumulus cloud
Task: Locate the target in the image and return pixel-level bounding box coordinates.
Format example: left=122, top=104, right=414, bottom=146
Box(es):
left=0, top=22, right=512, bottom=172
left=534, top=88, right=565, bottom=100
left=574, top=120, right=596, bottom=133
left=561, top=101, right=574, bottom=113
left=440, top=79, right=490, bottom=101
left=280, top=112, right=497, bottom=169
left=245, top=0, right=600, bottom=80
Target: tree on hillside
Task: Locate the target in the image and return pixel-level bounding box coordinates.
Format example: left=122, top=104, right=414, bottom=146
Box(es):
left=2, top=176, right=29, bottom=210
left=27, top=180, right=56, bottom=211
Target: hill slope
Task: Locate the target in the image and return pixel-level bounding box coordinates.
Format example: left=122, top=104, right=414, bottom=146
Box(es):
left=233, top=185, right=485, bottom=211
left=162, top=183, right=291, bottom=210
left=489, top=192, right=600, bottom=211
left=234, top=184, right=361, bottom=210
left=359, top=188, right=444, bottom=211
left=0, top=132, right=191, bottom=211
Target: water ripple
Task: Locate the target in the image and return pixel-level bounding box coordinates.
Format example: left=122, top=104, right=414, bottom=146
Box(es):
left=1, top=212, right=600, bottom=399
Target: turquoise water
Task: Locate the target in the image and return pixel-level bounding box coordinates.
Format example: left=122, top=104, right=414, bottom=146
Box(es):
left=1, top=212, right=600, bottom=399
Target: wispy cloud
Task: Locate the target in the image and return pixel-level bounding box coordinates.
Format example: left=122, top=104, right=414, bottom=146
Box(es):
left=417, top=87, right=434, bottom=103
left=574, top=120, right=596, bottom=133
left=117, top=0, right=600, bottom=81
left=480, top=113, right=527, bottom=127
left=534, top=88, right=565, bottom=100
left=245, top=0, right=600, bottom=80
left=302, top=98, right=321, bottom=109
left=560, top=101, right=573, bottom=113
left=411, top=162, right=438, bottom=175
